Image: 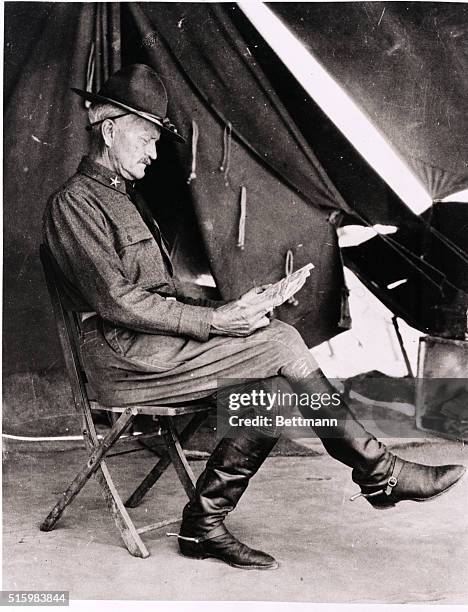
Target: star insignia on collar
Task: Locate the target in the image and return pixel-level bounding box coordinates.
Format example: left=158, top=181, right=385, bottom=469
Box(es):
left=110, top=176, right=121, bottom=188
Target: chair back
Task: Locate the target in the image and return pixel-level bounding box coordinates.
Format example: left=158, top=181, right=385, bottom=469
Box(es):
left=39, top=244, right=95, bottom=428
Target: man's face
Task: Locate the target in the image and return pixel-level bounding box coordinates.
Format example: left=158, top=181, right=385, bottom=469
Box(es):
left=108, top=115, right=161, bottom=181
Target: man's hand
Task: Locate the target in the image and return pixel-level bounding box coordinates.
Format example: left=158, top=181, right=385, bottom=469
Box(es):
left=211, top=294, right=272, bottom=337
left=244, top=269, right=311, bottom=309
left=211, top=265, right=312, bottom=337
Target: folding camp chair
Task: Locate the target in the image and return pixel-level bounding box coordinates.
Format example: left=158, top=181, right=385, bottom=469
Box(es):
left=39, top=244, right=214, bottom=558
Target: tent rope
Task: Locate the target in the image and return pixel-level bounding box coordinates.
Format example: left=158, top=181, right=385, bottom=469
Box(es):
left=187, top=119, right=199, bottom=184
left=424, top=222, right=468, bottom=265
left=219, top=121, right=232, bottom=185
left=84, top=42, right=95, bottom=109
left=343, top=209, right=467, bottom=296
left=285, top=249, right=299, bottom=306
left=237, top=186, right=247, bottom=249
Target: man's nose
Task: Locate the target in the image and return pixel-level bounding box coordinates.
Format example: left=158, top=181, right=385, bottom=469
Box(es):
left=147, top=142, right=157, bottom=161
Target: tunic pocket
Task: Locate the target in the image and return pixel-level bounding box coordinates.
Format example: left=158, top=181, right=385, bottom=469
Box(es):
left=115, top=224, right=163, bottom=286
left=117, top=224, right=153, bottom=250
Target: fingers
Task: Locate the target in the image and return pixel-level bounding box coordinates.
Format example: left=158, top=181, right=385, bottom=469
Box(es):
left=244, top=299, right=274, bottom=318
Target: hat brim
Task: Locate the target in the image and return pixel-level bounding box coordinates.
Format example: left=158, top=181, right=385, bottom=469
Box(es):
left=72, top=88, right=185, bottom=143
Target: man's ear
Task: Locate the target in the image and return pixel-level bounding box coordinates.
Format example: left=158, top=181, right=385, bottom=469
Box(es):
left=101, top=119, right=115, bottom=148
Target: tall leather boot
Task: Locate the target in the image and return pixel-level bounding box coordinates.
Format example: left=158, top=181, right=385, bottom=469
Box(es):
left=283, top=367, right=465, bottom=509
left=175, top=430, right=279, bottom=569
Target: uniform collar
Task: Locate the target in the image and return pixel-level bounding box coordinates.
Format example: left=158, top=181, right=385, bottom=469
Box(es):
left=78, top=156, right=128, bottom=195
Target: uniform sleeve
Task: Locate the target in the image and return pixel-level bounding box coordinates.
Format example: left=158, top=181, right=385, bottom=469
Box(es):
left=177, top=294, right=226, bottom=308
left=43, top=190, right=214, bottom=342
left=172, top=278, right=228, bottom=308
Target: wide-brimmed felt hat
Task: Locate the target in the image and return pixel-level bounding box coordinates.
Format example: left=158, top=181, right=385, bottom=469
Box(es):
left=72, top=63, right=185, bottom=143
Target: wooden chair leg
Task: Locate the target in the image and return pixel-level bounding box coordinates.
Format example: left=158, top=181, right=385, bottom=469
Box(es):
left=95, top=462, right=149, bottom=558
left=125, top=454, right=172, bottom=508
left=159, top=416, right=197, bottom=499
left=125, top=411, right=209, bottom=508
left=40, top=409, right=134, bottom=532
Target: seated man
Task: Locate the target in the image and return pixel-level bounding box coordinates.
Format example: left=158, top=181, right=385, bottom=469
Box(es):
left=43, top=64, right=465, bottom=571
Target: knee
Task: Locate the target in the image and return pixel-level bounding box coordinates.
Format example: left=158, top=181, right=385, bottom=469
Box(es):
left=253, top=320, right=312, bottom=367
left=266, top=321, right=319, bottom=377
left=266, top=320, right=309, bottom=354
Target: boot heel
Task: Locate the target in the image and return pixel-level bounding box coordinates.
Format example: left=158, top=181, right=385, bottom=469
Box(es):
left=179, top=540, right=208, bottom=560
left=367, top=498, right=396, bottom=510
left=166, top=532, right=209, bottom=559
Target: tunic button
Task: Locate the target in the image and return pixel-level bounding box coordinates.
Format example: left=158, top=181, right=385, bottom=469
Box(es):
left=126, top=234, right=132, bottom=241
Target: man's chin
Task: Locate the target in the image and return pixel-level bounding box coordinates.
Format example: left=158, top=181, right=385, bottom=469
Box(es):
left=137, top=164, right=150, bottom=178
left=126, top=167, right=147, bottom=181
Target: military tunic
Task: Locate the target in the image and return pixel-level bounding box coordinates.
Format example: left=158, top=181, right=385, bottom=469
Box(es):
left=43, top=157, right=316, bottom=405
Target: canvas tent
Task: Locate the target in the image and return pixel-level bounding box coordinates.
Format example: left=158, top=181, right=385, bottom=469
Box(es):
left=235, top=2, right=468, bottom=336
left=3, top=2, right=468, bottom=436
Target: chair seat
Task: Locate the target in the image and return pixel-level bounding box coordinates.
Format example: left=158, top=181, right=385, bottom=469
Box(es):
left=90, top=400, right=214, bottom=417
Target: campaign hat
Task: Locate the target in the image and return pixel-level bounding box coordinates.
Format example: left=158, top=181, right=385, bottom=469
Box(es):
left=72, top=63, right=184, bottom=142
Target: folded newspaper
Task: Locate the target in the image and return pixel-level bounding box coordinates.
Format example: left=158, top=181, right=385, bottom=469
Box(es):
left=249, top=263, right=314, bottom=309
